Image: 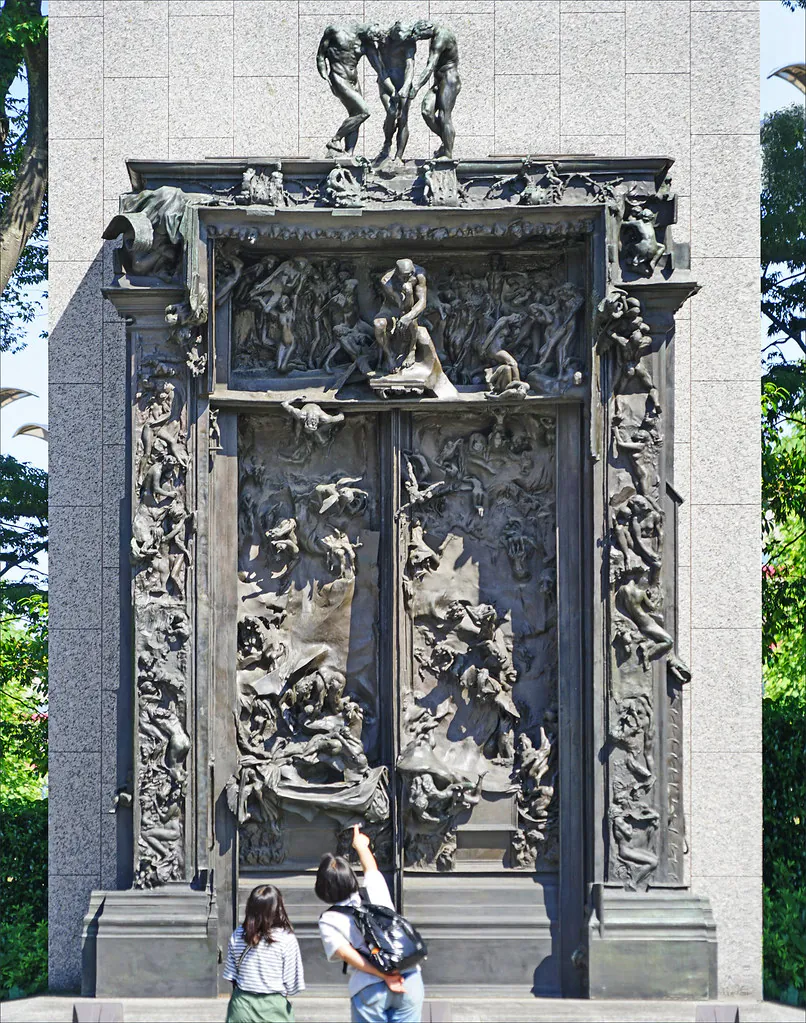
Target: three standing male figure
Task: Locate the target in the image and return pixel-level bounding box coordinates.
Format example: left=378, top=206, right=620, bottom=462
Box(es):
left=316, top=19, right=461, bottom=163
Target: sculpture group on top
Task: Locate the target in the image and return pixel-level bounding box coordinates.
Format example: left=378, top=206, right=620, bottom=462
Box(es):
left=223, top=249, right=585, bottom=401
left=317, top=20, right=460, bottom=168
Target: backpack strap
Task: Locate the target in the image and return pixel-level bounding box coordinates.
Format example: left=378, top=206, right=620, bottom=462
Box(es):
left=324, top=904, right=361, bottom=918
left=321, top=904, right=367, bottom=975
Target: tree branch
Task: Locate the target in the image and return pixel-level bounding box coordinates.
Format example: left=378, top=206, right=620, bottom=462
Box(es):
left=0, top=8, right=47, bottom=296
left=762, top=304, right=806, bottom=358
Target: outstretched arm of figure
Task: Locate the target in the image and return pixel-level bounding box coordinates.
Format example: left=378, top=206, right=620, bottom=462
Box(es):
left=281, top=399, right=304, bottom=421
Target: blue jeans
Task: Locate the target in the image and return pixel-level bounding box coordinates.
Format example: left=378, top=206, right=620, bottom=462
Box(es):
left=350, top=970, right=424, bottom=1023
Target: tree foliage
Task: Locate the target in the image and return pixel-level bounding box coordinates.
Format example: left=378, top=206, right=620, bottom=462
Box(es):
left=761, top=101, right=806, bottom=663
left=0, top=591, right=47, bottom=801
left=0, top=798, right=47, bottom=999
left=761, top=103, right=806, bottom=357
left=760, top=54, right=806, bottom=1011
left=0, top=453, right=47, bottom=587
left=763, top=694, right=806, bottom=1008
left=0, top=0, right=47, bottom=351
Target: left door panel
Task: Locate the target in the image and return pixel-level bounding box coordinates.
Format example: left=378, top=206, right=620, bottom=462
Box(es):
left=233, top=411, right=388, bottom=871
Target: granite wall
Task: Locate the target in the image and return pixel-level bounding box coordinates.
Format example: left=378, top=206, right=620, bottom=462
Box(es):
left=47, top=0, right=761, bottom=995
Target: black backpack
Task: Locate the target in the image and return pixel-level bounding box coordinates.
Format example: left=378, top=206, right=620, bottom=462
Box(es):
left=325, top=901, right=428, bottom=974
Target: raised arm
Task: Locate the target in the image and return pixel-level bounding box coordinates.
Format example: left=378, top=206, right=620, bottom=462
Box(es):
left=351, top=822, right=378, bottom=874
left=379, top=269, right=398, bottom=305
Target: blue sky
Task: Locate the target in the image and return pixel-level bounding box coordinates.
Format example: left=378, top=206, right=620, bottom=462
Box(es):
left=1, top=0, right=805, bottom=479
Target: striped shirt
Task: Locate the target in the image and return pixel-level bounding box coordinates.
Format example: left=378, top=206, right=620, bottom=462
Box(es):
left=223, top=926, right=305, bottom=996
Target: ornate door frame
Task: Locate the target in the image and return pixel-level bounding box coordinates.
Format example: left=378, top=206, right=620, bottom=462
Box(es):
left=102, top=156, right=714, bottom=999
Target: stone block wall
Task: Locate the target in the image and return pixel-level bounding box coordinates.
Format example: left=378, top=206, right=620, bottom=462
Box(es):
left=48, top=0, right=761, bottom=995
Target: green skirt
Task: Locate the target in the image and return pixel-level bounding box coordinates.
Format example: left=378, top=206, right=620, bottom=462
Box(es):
left=226, top=986, right=295, bottom=1023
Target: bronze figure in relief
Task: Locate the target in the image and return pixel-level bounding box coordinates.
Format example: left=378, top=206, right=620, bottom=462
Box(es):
left=370, top=259, right=458, bottom=398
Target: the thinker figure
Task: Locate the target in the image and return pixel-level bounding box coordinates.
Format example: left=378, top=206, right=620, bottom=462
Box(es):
left=371, top=259, right=457, bottom=398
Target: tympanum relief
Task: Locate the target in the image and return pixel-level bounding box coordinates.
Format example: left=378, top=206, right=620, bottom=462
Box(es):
left=399, top=410, right=559, bottom=871
left=223, top=249, right=585, bottom=401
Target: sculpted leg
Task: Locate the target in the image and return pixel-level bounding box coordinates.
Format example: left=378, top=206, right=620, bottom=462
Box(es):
left=395, top=97, right=413, bottom=162
left=374, top=316, right=394, bottom=371
left=421, top=88, right=438, bottom=137
left=328, top=74, right=370, bottom=154
left=434, top=70, right=461, bottom=159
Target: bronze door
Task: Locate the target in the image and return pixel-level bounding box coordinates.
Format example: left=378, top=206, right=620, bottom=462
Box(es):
left=232, top=402, right=569, bottom=991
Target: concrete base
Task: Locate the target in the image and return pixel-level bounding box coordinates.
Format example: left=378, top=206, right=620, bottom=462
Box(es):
left=240, top=872, right=562, bottom=994
left=2, top=997, right=803, bottom=1023
left=81, top=886, right=217, bottom=998
left=587, top=887, right=717, bottom=999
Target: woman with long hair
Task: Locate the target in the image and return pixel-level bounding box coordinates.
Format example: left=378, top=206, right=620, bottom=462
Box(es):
left=223, top=883, right=305, bottom=1023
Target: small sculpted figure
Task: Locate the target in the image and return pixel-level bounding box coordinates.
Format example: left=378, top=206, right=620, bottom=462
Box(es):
left=238, top=164, right=289, bottom=207
left=324, top=165, right=364, bottom=208
left=479, top=315, right=530, bottom=399
left=281, top=398, right=345, bottom=451
left=596, top=291, right=660, bottom=410
left=620, top=204, right=666, bottom=277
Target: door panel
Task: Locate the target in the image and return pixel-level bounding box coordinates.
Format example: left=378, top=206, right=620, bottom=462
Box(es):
left=234, top=411, right=388, bottom=870
left=399, top=410, right=558, bottom=873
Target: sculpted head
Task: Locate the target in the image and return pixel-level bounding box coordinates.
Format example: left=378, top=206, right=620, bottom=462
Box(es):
left=395, top=258, right=416, bottom=282
left=411, top=19, right=434, bottom=40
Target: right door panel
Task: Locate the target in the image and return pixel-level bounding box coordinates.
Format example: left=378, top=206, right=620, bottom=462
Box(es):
left=398, top=408, right=559, bottom=876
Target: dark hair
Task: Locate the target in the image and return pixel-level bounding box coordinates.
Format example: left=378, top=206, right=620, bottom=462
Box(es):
left=315, top=853, right=359, bottom=904
left=242, top=884, right=293, bottom=946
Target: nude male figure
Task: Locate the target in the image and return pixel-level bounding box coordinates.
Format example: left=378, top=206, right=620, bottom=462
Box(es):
left=411, top=20, right=461, bottom=159
left=373, top=258, right=426, bottom=372
left=373, top=22, right=418, bottom=163
left=316, top=24, right=370, bottom=156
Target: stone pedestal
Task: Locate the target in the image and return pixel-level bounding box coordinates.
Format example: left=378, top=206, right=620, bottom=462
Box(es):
left=82, top=887, right=217, bottom=998
left=587, top=887, right=717, bottom=999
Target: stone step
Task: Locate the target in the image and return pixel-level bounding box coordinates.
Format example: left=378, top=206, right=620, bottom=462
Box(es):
left=1, top=997, right=804, bottom=1023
